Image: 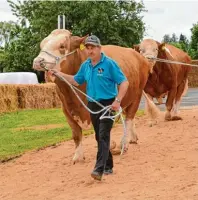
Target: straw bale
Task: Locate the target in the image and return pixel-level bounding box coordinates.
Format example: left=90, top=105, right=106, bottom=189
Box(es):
left=17, top=83, right=61, bottom=109
left=0, top=84, right=19, bottom=114
left=189, top=60, right=198, bottom=87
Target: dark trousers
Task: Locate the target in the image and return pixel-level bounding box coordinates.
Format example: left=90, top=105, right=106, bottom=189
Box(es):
left=88, top=98, right=114, bottom=173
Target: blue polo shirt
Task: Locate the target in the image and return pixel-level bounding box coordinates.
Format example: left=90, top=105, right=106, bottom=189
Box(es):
left=74, top=53, right=127, bottom=102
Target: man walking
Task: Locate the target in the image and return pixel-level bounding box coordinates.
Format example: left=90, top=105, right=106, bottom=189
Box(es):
left=50, top=35, right=129, bottom=181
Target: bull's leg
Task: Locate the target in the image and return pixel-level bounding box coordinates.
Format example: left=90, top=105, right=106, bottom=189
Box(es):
left=171, top=80, right=188, bottom=120
left=165, top=87, right=177, bottom=121
left=126, top=118, right=138, bottom=144
left=62, top=106, right=84, bottom=164
left=72, top=127, right=84, bottom=164
left=125, top=91, right=143, bottom=144
left=171, top=100, right=182, bottom=120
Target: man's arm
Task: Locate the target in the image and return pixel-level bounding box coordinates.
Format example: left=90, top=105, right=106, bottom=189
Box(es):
left=48, top=70, right=80, bottom=86
left=116, top=80, right=129, bottom=102
left=55, top=71, right=79, bottom=86
left=111, top=80, right=129, bottom=111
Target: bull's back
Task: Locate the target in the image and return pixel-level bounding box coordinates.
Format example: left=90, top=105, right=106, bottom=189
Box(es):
left=166, top=44, right=191, bottom=63
left=165, top=44, right=192, bottom=82
left=101, top=45, right=150, bottom=89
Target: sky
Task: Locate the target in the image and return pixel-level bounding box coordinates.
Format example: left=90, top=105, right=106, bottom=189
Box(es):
left=0, top=0, right=198, bottom=42
left=142, top=0, right=198, bottom=41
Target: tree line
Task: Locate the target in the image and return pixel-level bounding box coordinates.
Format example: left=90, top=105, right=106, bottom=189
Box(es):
left=0, top=0, right=197, bottom=79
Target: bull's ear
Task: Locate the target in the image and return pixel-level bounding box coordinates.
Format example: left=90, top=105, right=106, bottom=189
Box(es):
left=133, top=44, right=140, bottom=52
left=70, top=35, right=89, bottom=50
left=81, top=34, right=89, bottom=44
left=79, top=34, right=89, bottom=50
left=76, top=34, right=89, bottom=44
left=159, top=42, right=166, bottom=51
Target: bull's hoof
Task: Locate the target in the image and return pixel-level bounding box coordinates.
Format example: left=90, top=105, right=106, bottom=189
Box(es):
left=72, top=154, right=85, bottom=165
left=72, top=157, right=85, bottom=165
left=129, top=134, right=138, bottom=144
left=111, top=146, right=128, bottom=155
left=165, top=112, right=172, bottom=121
left=111, top=149, right=121, bottom=155
left=171, top=116, right=182, bottom=121
left=110, top=140, right=116, bottom=150
left=129, top=140, right=138, bottom=144
left=148, top=120, right=157, bottom=127
left=149, top=123, right=153, bottom=127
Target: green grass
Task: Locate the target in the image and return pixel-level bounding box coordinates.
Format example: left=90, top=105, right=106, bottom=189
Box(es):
left=0, top=108, right=93, bottom=162
left=0, top=108, right=144, bottom=162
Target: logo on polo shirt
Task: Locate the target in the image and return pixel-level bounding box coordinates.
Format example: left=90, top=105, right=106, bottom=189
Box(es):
left=97, top=68, right=104, bottom=76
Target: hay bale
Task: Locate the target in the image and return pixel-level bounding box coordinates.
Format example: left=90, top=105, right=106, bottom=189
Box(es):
left=189, top=60, right=198, bottom=87
left=0, top=84, right=19, bottom=113
left=17, top=83, right=61, bottom=109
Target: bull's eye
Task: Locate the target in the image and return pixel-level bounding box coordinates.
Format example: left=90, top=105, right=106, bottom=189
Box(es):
left=59, top=48, right=65, bottom=55
left=59, top=44, right=66, bottom=55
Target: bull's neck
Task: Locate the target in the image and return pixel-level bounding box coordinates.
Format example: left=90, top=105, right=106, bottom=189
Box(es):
left=61, top=49, right=87, bottom=75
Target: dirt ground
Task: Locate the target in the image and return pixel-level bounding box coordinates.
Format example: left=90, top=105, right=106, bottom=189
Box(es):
left=0, top=108, right=198, bottom=200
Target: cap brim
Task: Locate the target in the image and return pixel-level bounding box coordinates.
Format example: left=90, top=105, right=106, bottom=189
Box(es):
left=85, top=42, right=100, bottom=47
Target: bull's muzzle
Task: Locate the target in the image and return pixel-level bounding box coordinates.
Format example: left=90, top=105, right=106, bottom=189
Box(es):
left=142, top=55, right=156, bottom=74
left=33, top=57, right=48, bottom=71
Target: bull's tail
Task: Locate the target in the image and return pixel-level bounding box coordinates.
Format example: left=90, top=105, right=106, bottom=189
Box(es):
left=182, top=78, right=188, bottom=97
left=143, top=91, right=160, bottom=120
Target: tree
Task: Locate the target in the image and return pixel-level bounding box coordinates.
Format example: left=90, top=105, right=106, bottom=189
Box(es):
left=162, top=33, right=178, bottom=43
left=0, top=21, right=17, bottom=72
left=179, top=34, right=188, bottom=44
left=189, top=23, right=198, bottom=59
left=162, top=33, right=189, bottom=53
left=4, top=0, right=146, bottom=74
left=0, top=21, right=16, bottom=48
left=178, top=33, right=189, bottom=53
left=162, top=34, right=171, bottom=43
left=170, top=33, right=178, bottom=43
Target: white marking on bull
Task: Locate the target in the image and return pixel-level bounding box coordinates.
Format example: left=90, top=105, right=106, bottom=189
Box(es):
left=172, top=100, right=180, bottom=116
left=171, top=80, right=188, bottom=119
left=72, top=142, right=84, bottom=164
left=144, top=93, right=158, bottom=127
left=73, top=116, right=91, bottom=130
left=164, top=47, right=174, bottom=58
left=126, top=119, right=138, bottom=144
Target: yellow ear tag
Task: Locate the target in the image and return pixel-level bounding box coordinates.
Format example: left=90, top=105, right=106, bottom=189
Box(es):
left=80, top=44, right=85, bottom=50
left=161, top=45, right=166, bottom=51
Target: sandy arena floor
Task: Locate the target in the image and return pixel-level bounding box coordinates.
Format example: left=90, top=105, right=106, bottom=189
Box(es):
left=0, top=108, right=198, bottom=200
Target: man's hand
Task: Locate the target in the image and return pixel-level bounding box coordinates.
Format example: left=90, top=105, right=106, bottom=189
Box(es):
left=111, top=100, right=120, bottom=111
left=48, top=69, right=60, bottom=76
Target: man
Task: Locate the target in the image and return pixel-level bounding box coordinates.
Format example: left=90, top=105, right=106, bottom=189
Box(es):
left=50, top=35, right=129, bottom=181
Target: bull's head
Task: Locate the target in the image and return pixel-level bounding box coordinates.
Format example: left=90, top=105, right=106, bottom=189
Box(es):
left=33, top=29, right=87, bottom=81
left=133, top=39, right=167, bottom=73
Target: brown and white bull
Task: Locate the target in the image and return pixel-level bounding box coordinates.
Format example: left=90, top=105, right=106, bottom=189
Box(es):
left=134, top=39, right=191, bottom=124
left=33, top=29, right=158, bottom=163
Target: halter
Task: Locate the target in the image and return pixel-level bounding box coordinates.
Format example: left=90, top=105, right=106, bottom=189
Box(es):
left=39, top=49, right=77, bottom=68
